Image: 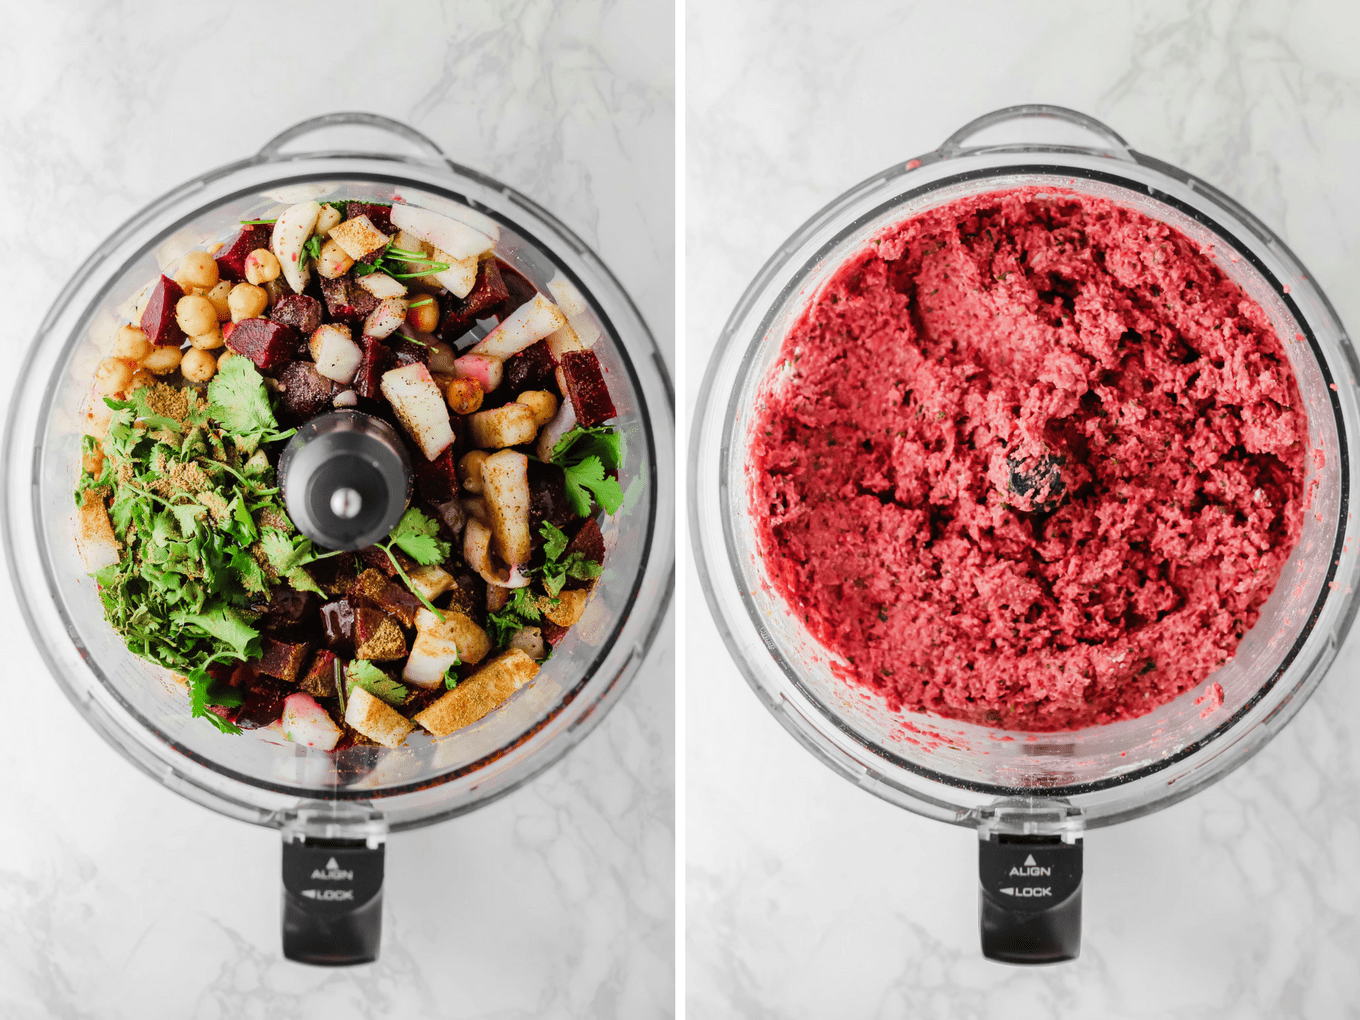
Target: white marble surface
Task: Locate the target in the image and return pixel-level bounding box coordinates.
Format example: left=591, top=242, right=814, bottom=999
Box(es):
left=686, top=2, right=1360, bottom=1017
left=0, top=2, right=673, bottom=1017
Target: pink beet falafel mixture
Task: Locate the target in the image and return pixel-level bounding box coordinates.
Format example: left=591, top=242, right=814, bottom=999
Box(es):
left=750, top=189, right=1307, bottom=731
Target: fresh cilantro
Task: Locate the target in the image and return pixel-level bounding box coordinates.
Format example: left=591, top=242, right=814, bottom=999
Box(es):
left=532, top=521, right=602, bottom=596
left=385, top=508, right=451, bottom=565
left=261, top=529, right=316, bottom=574
left=239, top=218, right=277, bottom=225
left=74, top=435, right=113, bottom=505
left=300, top=234, right=323, bottom=269
left=171, top=603, right=261, bottom=661
left=443, top=656, right=461, bottom=690
left=486, top=606, right=528, bottom=648
left=561, top=456, right=625, bottom=517
left=186, top=657, right=244, bottom=735
left=509, top=586, right=542, bottom=621
left=206, top=357, right=295, bottom=452
left=347, top=659, right=409, bottom=706
left=552, top=426, right=626, bottom=517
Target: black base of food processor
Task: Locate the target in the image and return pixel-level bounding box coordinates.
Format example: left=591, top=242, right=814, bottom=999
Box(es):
left=978, top=833, right=1083, bottom=964
left=281, top=832, right=386, bottom=965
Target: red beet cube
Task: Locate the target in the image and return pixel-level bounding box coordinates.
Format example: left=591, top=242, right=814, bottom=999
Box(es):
left=352, top=338, right=394, bottom=399
left=320, top=275, right=379, bottom=323
left=298, top=649, right=340, bottom=699
left=345, top=202, right=393, bottom=234
left=226, top=318, right=297, bottom=372
left=564, top=516, right=604, bottom=572
left=413, top=443, right=462, bottom=504
left=354, top=569, right=421, bottom=628
left=216, top=224, right=272, bottom=280
left=439, top=258, right=509, bottom=340
left=352, top=606, right=391, bottom=647
left=559, top=350, right=617, bottom=427
left=358, top=545, right=415, bottom=578
left=229, top=662, right=257, bottom=688
left=504, top=339, right=557, bottom=393
left=271, top=293, right=323, bottom=334
left=388, top=333, right=432, bottom=367
left=140, top=275, right=186, bottom=347
left=541, top=621, right=569, bottom=646
left=254, top=636, right=312, bottom=682
left=528, top=462, right=576, bottom=537
left=493, top=258, right=538, bottom=320
left=236, top=677, right=289, bottom=729
left=275, top=361, right=336, bottom=425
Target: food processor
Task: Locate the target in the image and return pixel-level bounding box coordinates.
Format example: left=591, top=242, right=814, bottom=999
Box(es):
left=690, top=105, right=1360, bottom=963
left=2, top=113, right=674, bottom=965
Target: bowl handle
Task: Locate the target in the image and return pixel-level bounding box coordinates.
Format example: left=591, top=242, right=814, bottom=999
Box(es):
left=941, top=104, right=1135, bottom=162
left=280, top=808, right=389, bottom=965
left=259, top=111, right=447, bottom=162
left=977, top=804, right=1084, bottom=964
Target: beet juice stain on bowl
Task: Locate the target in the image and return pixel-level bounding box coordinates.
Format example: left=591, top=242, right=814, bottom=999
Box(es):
left=750, top=188, right=1307, bottom=733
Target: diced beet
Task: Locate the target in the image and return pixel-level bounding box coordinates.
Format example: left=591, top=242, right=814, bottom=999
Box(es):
left=446, top=567, right=486, bottom=622
left=229, top=663, right=257, bottom=688
left=255, top=585, right=319, bottom=635
left=271, top=293, right=323, bottom=334
left=345, top=202, right=393, bottom=234
left=564, top=517, right=605, bottom=578
left=298, top=649, right=340, bottom=699
left=275, top=361, right=336, bottom=426
left=542, top=621, right=569, bottom=646
left=353, top=569, right=421, bottom=628
left=493, top=258, right=538, bottom=320
left=320, top=598, right=357, bottom=652
left=208, top=704, right=241, bottom=724
left=353, top=606, right=392, bottom=647
left=206, top=662, right=235, bottom=685
left=254, top=636, right=312, bottom=682
left=429, top=499, right=466, bottom=537
left=358, top=544, right=416, bottom=578
left=352, top=338, right=394, bottom=400
left=504, top=339, right=558, bottom=393
left=236, top=677, right=289, bottom=729
left=222, top=321, right=236, bottom=345
left=226, top=318, right=297, bottom=372
left=560, top=350, right=617, bottom=427
left=319, top=274, right=381, bottom=323
left=529, top=462, right=576, bottom=537
left=413, top=442, right=463, bottom=504
left=140, top=275, right=186, bottom=347
left=216, top=224, right=272, bottom=280
left=311, top=554, right=358, bottom=596
left=439, top=258, right=510, bottom=341
left=388, top=333, right=432, bottom=367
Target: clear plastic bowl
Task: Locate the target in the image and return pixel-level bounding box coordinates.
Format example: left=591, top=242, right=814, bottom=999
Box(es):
left=3, top=113, right=675, bottom=834
left=691, top=105, right=1360, bottom=831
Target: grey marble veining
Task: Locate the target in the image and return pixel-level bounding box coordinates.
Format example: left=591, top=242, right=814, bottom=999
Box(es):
left=0, top=1, right=673, bottom=1017
left=687, top=1, right=1360, bottom=1017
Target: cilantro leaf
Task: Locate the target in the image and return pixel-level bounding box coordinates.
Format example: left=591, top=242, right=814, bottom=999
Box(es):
left=540, top=521, right=569, bottom=562
left=347, top=659, right=409, bottom=706
left=561, top=455, right=625, bottom=517
left=443, top=660, right=461, bottom=690
left=172, top=603, right=261, bottom=661
left=552, top=425, right=624, bottom=470
left=485, top=607, right=528, bottom=648
left=385, top=508, right=451, bottom=566
left=187, top=659, right=244, bottom=735
left=532, top=521, right=602, bottom=596
left=300, top=234, right=322, bottom=268
left=206, top=357, right=293, bottom=451
left=509, top=586, right=541, bottom=621
left=261, top=529, right=314, bottom=574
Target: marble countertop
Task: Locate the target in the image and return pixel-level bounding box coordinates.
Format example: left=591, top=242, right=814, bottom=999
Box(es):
left=0, top=2, right=673, bottom=1017
left=686, top=2, right=1360, bottom=1017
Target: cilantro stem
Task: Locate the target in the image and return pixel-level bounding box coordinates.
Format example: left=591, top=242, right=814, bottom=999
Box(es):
left=407, top=297, right=434, bottom=308
left=379, top=544, right=445, bottom=622
left=334, top=657, right=346, bottom=714
left=240, top=218, right=277, bottom=225
left=122, top=482, right=177, bottom=510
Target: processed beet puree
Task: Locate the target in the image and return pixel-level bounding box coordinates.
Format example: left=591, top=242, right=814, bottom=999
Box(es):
left=751, top=189, right=1306, bottom=731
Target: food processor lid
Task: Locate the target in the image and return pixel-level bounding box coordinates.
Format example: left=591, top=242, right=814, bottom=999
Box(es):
left=279, top=410, right=413, bottom=551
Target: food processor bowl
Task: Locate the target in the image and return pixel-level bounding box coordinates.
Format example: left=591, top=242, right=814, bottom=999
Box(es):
left=3, top=113, right=674, bottom=964
left=690, top=105, right=1360, bottom=962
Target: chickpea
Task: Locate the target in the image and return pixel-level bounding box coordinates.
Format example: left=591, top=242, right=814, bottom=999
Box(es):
left=94, top=358, right=133, bottom=395
left=243, top=248, right=281, bottom=285
left=175, top=294, right=218, bottom=337
left=178, top=250, right=219, bottom=290
left=128, top=368, right=156, bottom=391
left=112, top=324, right=151, bottom=363
left=189, top=324, right=224, bottom=350
left=516, top=390, right=558, bottom=428
left=217, top=349, right=236, bottom=366
left=205, top=280, right=233, bottom=321
left=181, top=347, right=218, bottom=383
left=315, top=205, right=342, bottom=236
left=406, top=296, right=440, bottom=333
left=316, top=237, right=354, bottom=279
left=143, top=345, right=183, bottom=375
left=446, top=378, right=484, bottom=415
left=458, top=450, right=488, bottom=494
left=82, top=440, right=105, bottom=476
left=228, top=282, right=268, bottom=322
left=206, top=241, right=224, bottom=256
